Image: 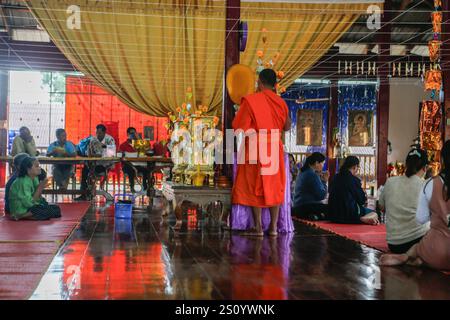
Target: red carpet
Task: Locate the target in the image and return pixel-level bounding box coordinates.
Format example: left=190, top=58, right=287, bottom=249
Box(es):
left=293, top=217, right=389, bottom=252
left=0, top=202, right=91, bottom=299
left=0, top=203, right=90, bottom=242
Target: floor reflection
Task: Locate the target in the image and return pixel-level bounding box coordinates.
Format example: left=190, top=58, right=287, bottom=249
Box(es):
left=30, top=200, right=450, bottom=300
left=229, top=234, right=293, bottom=300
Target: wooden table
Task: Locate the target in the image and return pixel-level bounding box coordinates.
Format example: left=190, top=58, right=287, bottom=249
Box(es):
left=0, top=156, right=173, bottom=202
left=162, top=181, right=231, bottom=229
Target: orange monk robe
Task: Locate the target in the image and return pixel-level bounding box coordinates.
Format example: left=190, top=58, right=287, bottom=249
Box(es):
left=232, top=89, right=288, bottom=207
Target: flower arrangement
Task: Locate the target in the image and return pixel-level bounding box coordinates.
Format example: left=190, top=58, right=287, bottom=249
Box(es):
left=255, top=28, right=286, bottom=95
left=166, top=87, right=220, bottom=134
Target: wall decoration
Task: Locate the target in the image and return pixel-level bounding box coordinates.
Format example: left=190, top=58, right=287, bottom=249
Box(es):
left=296, top=109, right=323, bottom=146
left=283, top=84, right=329, bottom=154
left=348, top=110, right=373, bottom=147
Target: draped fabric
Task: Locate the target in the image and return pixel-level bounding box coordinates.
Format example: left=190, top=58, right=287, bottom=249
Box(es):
left=240, top=1, right=381, bottom=89
left=65, top=76, right=168, bottom=146
left=26, top=0, right=381, bottom=116
left=26, top=0, right=226, bottom=116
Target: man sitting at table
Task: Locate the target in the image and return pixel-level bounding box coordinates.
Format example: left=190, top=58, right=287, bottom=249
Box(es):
left=76, top=124, right=115, bottom=201
left=47, top=128, right=77, bottom=190
left=11, top=126, right=46, bottom=180
left=11, top=126, right=39, bottom=157
left=119, top=127, right=149, bottom=194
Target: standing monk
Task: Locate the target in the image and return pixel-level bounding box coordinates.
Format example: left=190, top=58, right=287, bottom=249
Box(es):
left=232, top=69, right=291, bottom=237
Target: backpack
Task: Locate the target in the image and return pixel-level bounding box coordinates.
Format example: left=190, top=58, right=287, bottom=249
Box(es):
left=77, top=136, right=92, bottom=156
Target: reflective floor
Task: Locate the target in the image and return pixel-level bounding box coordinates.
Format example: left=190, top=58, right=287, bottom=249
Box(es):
left=30, top=198, right=450, bottom=300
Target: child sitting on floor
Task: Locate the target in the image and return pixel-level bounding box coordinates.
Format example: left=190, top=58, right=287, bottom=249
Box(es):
left=8, top=156, right=61, bottom=221
left=4, top=153, right=29, bottom=215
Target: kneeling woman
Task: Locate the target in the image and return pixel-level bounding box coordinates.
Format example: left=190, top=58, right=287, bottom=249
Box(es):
left=9, top=156, right=61, bottom=220
left=328, top=156, right=379, bottom=225
left=380, top=141, right=450, bottom=270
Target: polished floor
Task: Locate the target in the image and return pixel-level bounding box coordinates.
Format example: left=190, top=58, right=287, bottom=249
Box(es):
left=30, top=198, right=450, bottom=300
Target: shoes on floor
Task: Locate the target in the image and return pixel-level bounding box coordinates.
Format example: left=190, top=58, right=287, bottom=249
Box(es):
left=74, top=195, right=88, bottom=201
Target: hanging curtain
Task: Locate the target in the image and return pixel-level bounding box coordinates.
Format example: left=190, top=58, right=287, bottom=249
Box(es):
left=26, top=0, right=382, bottom=116
left=26, top=0, right=226, bottom=116
left=241, top=1, right=383, bottom=89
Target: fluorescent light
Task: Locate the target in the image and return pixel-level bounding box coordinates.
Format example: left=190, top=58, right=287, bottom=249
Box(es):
left=11, top=29, right=50, bottom=42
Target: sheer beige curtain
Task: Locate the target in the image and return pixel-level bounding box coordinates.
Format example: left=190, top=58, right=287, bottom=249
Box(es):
left=26, top=0, right=226, bottom=116
left=241, top=1, right=382, bottom=88
left=26, top=0, right=381, bottom=116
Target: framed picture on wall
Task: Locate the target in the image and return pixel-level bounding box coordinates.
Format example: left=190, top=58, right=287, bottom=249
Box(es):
left=348, top=110, right=374, bottom=147
left=296, top=109, right=323, bottom=146
left=144, top=126, right=154, bottom=140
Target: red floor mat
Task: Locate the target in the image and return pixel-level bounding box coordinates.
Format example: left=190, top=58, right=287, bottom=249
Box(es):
left=294, top=218, right=389, bottom=252
left=0, top=202, right=91, bottom=299
left=0, top=242, right=60, bottom=299
left=0, top=202, right=91, bottom=242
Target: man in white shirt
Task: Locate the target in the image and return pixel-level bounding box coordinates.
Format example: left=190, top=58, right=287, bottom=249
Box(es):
left=76, top=124, right=116, bottom=201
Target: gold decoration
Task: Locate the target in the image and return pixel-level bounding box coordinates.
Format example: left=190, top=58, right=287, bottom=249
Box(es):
left=428, top=40, right=441, bottom=62
left=424, top=70, right=442, bottom=91
left=431, top=11, right=442, bottom=33
left=420, top=100, right=443, bottom=152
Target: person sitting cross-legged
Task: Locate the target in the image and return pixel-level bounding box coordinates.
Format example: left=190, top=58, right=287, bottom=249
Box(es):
left=47, top=128, right=77, bottom=190
left=8, top=156, right=61, bottom=220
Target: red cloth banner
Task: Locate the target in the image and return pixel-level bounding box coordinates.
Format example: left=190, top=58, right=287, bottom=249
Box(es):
left=65, top=76, right=168, bottom=147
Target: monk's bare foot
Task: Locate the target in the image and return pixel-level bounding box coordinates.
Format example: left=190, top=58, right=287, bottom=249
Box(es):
left=241, top=228, right=264, bottom=237
left=379, top=254, right=409, bottom=266
left=361, top=212, right=379, bottom=225
left=173, top=220, right=182, bottom=230
left=268, top=229, right=278, bottom=237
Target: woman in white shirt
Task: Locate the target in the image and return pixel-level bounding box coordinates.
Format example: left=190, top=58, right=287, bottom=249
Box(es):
left=380, top=141, right=450, bottom=270
left=379, top=149, right=430, bottom=253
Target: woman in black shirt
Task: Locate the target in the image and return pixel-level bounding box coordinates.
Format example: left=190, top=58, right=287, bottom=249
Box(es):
left=328, top=156, right=379, bottom=225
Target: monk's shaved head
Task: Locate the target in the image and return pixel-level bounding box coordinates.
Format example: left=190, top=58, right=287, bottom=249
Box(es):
left=259, top=69, right=277, bottom=88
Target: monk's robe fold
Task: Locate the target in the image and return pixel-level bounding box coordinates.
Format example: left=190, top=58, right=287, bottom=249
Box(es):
left=232, top=90, right=288, bottom=207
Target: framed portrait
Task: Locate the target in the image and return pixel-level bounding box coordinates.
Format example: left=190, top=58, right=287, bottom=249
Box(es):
left=296, top=109, right=323, bottom=146
left=348, top=110, right=374, bottom=147
left=144, top=126, right=154, bottom=140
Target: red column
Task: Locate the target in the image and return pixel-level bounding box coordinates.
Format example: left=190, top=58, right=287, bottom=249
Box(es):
left=376, top=2, right=391, bottom=186
left=222, top=0, right=240, bottom=178
left=0, top=70, right=8, bottom=187
left=326, top=79, right=338, bottom=179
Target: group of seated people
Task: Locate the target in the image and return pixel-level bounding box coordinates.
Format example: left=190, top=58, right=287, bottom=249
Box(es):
left=292, top=153, right=378, bottom=225
left=290, top=143, right=450, bottom=271
left=9, top=125, right=168, bottom=201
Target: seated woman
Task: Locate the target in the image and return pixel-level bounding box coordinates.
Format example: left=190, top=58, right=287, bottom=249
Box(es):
left=292, top=152, right=328, bottom=221
left=380, top=141, right=450, bottom=270
left=328, top=156, right=379, bottom=225
left=8, top=156, right=61, bottom=221
left=379, top=149, right=430, bottom=254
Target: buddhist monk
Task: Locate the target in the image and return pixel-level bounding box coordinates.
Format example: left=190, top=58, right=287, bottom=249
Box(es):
left=232, top=69, right=291, bottom=237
